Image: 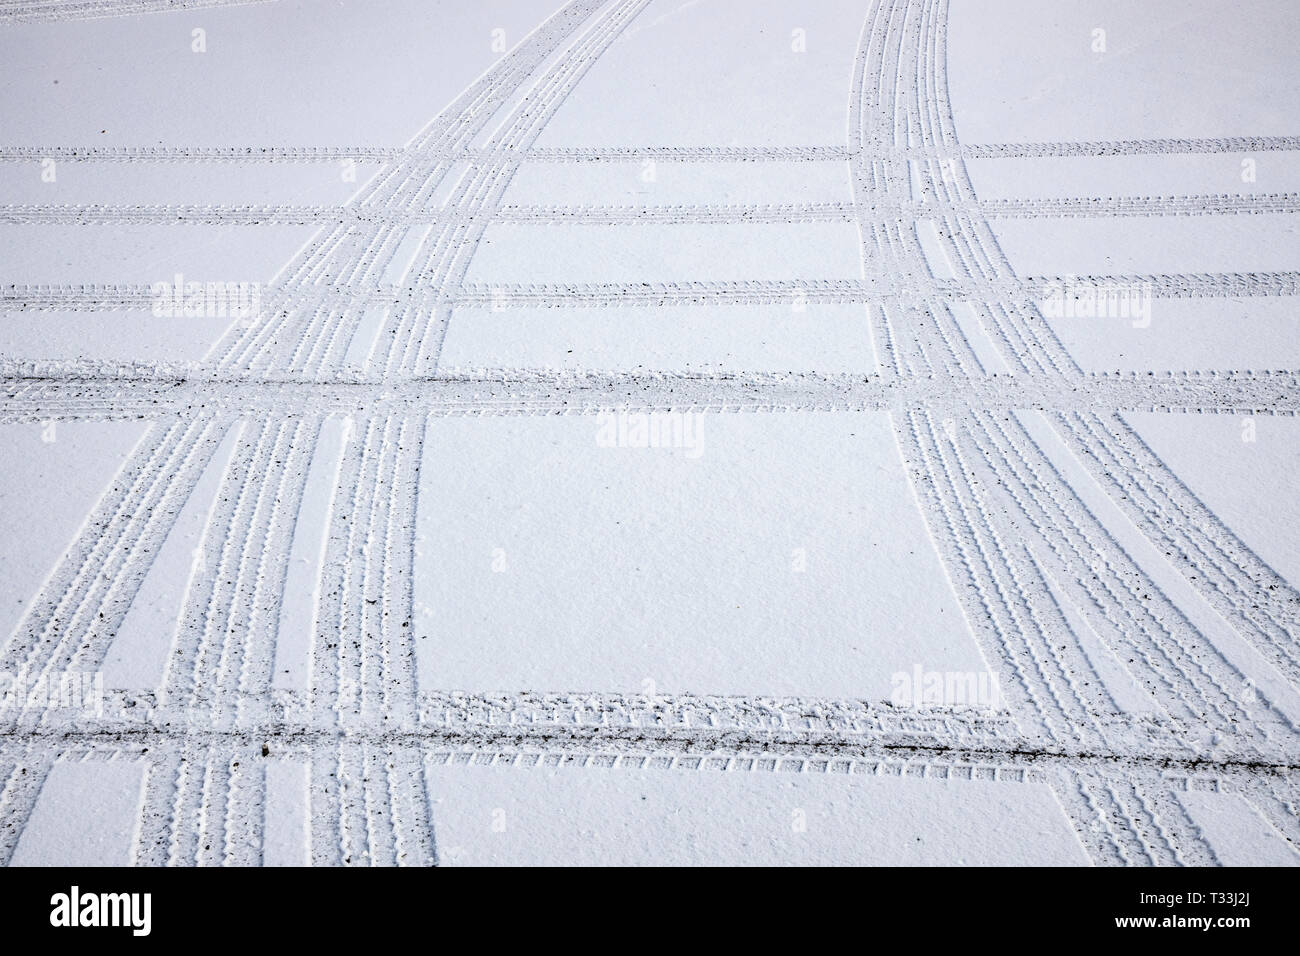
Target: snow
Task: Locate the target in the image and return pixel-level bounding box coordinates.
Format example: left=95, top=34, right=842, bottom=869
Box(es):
left=0, top=420, right=148, bottom=641
left=427, top=762, right=1090, bottom=866
left=499, top=160, right=855, bottom=206
left=945, top=0, right=1300, bottom=143
left=465, top=222, right=867, bottom=283
left=412, top=411, right=981, bottom=698
left=438, top=303, right=876, bottom=373
left=0, top=0, right=1297, bottom=868
left=1124, top=412, right=1300, bottom=589
left=10, top=759, right=145, bottom=867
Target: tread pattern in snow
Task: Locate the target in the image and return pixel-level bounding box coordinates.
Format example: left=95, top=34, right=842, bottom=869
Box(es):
left=1, top=0, right=1298, bottom=867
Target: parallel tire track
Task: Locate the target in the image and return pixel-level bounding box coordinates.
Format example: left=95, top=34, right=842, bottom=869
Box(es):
left=6, top=191, right=1297, bottom=225
left=5, top=367, right=1299, bottom=423
left=0, top=136, right=1294, bottom=164
left=0, top=0, right=275, bottom=22
left=5, top=271, right=1298, bottom=313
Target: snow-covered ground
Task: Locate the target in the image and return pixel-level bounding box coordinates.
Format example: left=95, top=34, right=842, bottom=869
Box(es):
left=1, top=0, right=1298, bottom=866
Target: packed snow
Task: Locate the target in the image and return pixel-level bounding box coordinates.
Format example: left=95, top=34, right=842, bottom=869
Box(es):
left=1, top=0, right=1298, bottom=867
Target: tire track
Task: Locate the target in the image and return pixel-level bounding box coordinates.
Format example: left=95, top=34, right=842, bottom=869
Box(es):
left=5, top=366, right=1297, bottom=422
left=0, top=745, right=55, bottom=865
left=1, top=135, right=1293, bottom=164
left=6, top=0, right=1298, bottom=868
left=0, top=418, right=228, bottom=735
left=306, top=415, right=416, bottom=865
left=1239, top=776, right=1300, bottom=854
left=1061, top=411, right=1300, bottom=685
left=270, top=0, right=619, bottom=377
left=908, top=0, right=1299, bottom=860
left=961, top=409, right=1294, bottom=748
left=222, top=0, right=611, bottom=375
left=378, top=0, right=654, bottom=378
left=6, top=0, right=619, bottom=865
left=5, top=707, right=1295, bottom=780
left=8, top=192, right=1294, bottom=225
left=851, top=0, right=1294, bottom=866
left=912, top=0, right=1300, bottom=708
left=0, top=0, right=275, bottom=22
left=854, top=0, right=1103, bottom=764
left=6, top=272, right=1296, bottom=314
left=148, top=416, right=293, bottom=864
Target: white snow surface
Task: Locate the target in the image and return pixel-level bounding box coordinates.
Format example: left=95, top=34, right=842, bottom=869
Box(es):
left=0, top=0, right=1298, bottom=867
